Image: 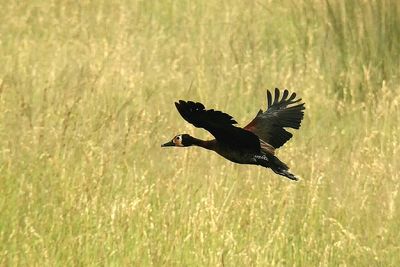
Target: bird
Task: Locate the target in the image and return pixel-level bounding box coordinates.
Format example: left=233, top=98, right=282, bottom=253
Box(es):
left=161, top=88, right=305, bottom=181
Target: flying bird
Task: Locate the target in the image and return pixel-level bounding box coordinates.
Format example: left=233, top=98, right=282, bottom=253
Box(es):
left=161, top=88, right=305, bottom=181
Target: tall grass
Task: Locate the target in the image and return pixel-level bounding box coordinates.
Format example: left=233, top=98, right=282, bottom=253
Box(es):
left=0, top=0, right=399, bottom=266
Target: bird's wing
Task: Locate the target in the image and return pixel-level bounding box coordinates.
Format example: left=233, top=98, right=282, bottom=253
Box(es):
left=175, top=100, right=260, bottom=152
left=244, top=88, right=305, bottom=149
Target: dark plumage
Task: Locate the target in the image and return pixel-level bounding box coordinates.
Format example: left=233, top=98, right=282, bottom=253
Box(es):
left=161, top=88, right=305, bottom=181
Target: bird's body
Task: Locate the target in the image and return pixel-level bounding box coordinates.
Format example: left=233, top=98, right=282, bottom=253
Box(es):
left=162, top=88, right=305, bottom=181
left=196, top=139, right=257, bottom=164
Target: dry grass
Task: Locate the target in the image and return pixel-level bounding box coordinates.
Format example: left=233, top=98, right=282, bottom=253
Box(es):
left=0, top=0, right=399, bottom=266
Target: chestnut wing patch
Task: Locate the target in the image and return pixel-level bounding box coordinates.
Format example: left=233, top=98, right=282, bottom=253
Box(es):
left=244, top=88, right=305, bottom=149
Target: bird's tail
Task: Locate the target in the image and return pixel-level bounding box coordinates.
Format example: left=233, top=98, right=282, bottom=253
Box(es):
left=272, top=167, right=298, bottom=181
left=256, top=154, right=299, bottom=181
left=270, top=156, right=299, bottom=181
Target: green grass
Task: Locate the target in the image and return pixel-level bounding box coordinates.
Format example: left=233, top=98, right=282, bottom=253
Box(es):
left=0, top=0, right=399, bottom=266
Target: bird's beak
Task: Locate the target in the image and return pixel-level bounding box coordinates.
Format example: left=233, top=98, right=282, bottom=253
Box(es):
left=161, top=140, right=175, bottom=147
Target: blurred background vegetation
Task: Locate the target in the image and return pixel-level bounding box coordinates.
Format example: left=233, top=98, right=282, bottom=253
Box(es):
left=0, top=0, right=399, bottom=266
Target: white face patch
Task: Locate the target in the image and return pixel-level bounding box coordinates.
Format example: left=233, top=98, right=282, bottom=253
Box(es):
left=173, top=135, right=184, bottom=147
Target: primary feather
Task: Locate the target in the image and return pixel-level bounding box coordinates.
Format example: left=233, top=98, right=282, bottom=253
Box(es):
left=244, top=88, right=305, bottom=149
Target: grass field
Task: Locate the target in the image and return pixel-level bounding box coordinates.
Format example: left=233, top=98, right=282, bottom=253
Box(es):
left=0, top=0, right=399, bottom=266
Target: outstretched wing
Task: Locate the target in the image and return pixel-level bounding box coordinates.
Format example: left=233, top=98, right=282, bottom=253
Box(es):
left=244, top=88, right=305, bottom=149
left=175, top=100, right=260, bottom=152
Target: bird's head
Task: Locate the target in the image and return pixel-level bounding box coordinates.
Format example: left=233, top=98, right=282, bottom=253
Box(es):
left=161, top=134, right=195, bottom=147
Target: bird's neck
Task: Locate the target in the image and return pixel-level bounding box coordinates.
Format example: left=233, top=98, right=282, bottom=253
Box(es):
left=190, top=137, right=215, bottom=150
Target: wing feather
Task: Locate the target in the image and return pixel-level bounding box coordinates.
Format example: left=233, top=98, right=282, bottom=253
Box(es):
left=244, top=88, right=305, bottom=149
left=175, top=100, right=260, bottom=152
